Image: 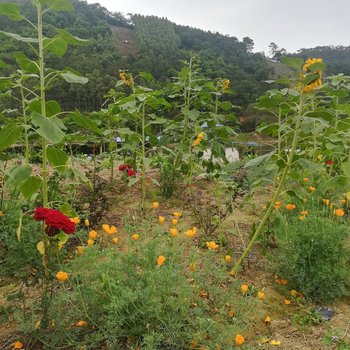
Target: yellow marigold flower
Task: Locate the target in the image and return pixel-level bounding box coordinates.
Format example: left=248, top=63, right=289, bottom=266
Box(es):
left=222, top=79, right=230, bottom=90
left=13, top=341, right=23, bottom=349
left=300, top=210, right=309, bottom=216
left=290, top=289, right=298, bottom=297
left=270, top=340, right=281, bottom=346
left=335, top=208, right=345, bottom=217
left=157, top=255, right=166, bottom=266
left=75, top=320, right=87, bottom=327
left=84, top=219, right=89, bottom=227
left=70, top=217, right=80, bottom=224
left=309, top=186, right=316, bottom=192
left=112, top=237, right=119, bottom=244
left=89, top=230, right=97, bottom=240
left=284, top=299, right=291, bottom=305
left=340, top=199, right=346, bottom=205
left=56, top=271, right=69, bottom=283
left=132, top=233, right=139, bottom=241
left=76, top=246, right=84, bottom=256
left=206, top=241, right=218, bottom=250
left=224, top=255, right=231, bottom=264
left=171, top=218, right=178, bottom=225
left=102, top=224, right=109, bottom=232
left=0, top=210, right=3, bottom=217
left=258, top=291, right=265, bottom=300
left=323, top=199, right=330, bottom=206
left=229, top=269, right=236, bottom=276
left=192, top=226, right=198, bottom=234
left=286, top=204, right=296, bottom=210
left=274, top=201, right=282, bottom=210
left=170, top=228, right=178, bottom=237
left=185, top=229, right=195, bottom=237
left=173, top=211, right=182, bottom=218
left=189, top=262, right=196, bottom=271
left=240, top=284, right=249, bottom=294
left=158, top=216, right=165, bottom=224
left=152, top=202, right=159, bottom=209
left=87, top=239, right=94, bottom=247
left=235, top=334, right=245, bottom=346
left=299, top=216, right=305, bottom=221
left=303, top=177, right=309, bottom=182
left=263, top=316, right=271, bottom=324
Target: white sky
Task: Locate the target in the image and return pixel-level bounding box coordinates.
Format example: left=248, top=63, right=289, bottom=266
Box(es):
left=86, top=0, right=350, bottom=54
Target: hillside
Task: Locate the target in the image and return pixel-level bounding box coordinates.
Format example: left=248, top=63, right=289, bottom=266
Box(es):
left=0, top=0, right=349, bottom=114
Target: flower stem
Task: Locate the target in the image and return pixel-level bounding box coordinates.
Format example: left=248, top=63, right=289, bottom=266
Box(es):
left=234, top=95, right=304, bottom=273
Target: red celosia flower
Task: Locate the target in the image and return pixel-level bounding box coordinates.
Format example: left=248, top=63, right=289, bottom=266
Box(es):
left=34, top=207, right=76, bottom=236
left=325, top=160, right=333, bottom=165
left=118, top=164, right=132, bottom=171
left=127, top=169, right=136, bottom=176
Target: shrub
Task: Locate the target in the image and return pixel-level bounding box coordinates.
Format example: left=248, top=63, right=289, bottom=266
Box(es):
left=273, top=215, right=350, bottom=303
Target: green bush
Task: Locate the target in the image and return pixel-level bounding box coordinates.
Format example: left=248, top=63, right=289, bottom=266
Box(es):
left=27, top=236, right=255, bottom=349
left=273, top=215, right=350, bottom=303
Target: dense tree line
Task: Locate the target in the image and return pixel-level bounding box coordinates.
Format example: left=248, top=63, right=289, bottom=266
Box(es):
left=1, top=0, right=349, bottom=114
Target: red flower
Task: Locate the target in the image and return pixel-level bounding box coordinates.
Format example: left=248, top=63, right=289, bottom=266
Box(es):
left=119, top=164, right=132, bottom=171
left=127, top=169, right=136, bottom=176
left=325, top=160, right=333, bottom=165
left=34, top=207, right=76, bottom=236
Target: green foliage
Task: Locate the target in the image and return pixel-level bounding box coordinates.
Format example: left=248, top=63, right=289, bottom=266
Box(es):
left=273, top=215, right=350, bottom=303
left=0, top=205, right=41, bottom=278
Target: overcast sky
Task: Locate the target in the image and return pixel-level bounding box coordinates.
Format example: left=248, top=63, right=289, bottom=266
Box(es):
left=86, top=0, right=350, bottom=54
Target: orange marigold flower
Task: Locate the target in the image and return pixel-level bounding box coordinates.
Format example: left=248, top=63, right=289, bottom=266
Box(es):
left=206, top=241, right=218, bottom=250
left=158, top=216, right=165, bottom=224
left=281, top=279, right=287, bottom=285
left=170, top=228, right=178, bottom=237
left=76, top=320, right=87, bottom=327
left=56, top=271, right=69, bottom=283
left=152, top=202, right=159, bottom=209
left=309, top=186, right=316, bottom=192
left=132, top=233, right=139, bottom=241
left=300, top=210, right=308, bottom=216
left=335, top=208, right=345, bottom=217
left=185, top=229, right=195, bottom=237
left=227, top=309, right=235, bottom=317
left=274, top=201, right=282, bottom=210
left=240, top=284, right=249, bottom=294
left=13, top=341, right=23, bottom=349
left=157, top=255, right=166, bottom=266
left=284, top=299, right=291, bottom=305
left=258, top=291, right=265, bottom=300
left=171, top=218, right=178, bottom=225
left=340, top=199, right=346, bottom=205
left=102, top=224, right=117, bottom=235
left=303, top=177, right=309, bottom=182
left=224, top=255, right=231, bottom=264
left=235, top=334, right=245, bottom=346
left=70, top=217, right=80, bottom=224
left=286, top=204, right=296, bottom=210
left=89, top=230, right=97, bottom=240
